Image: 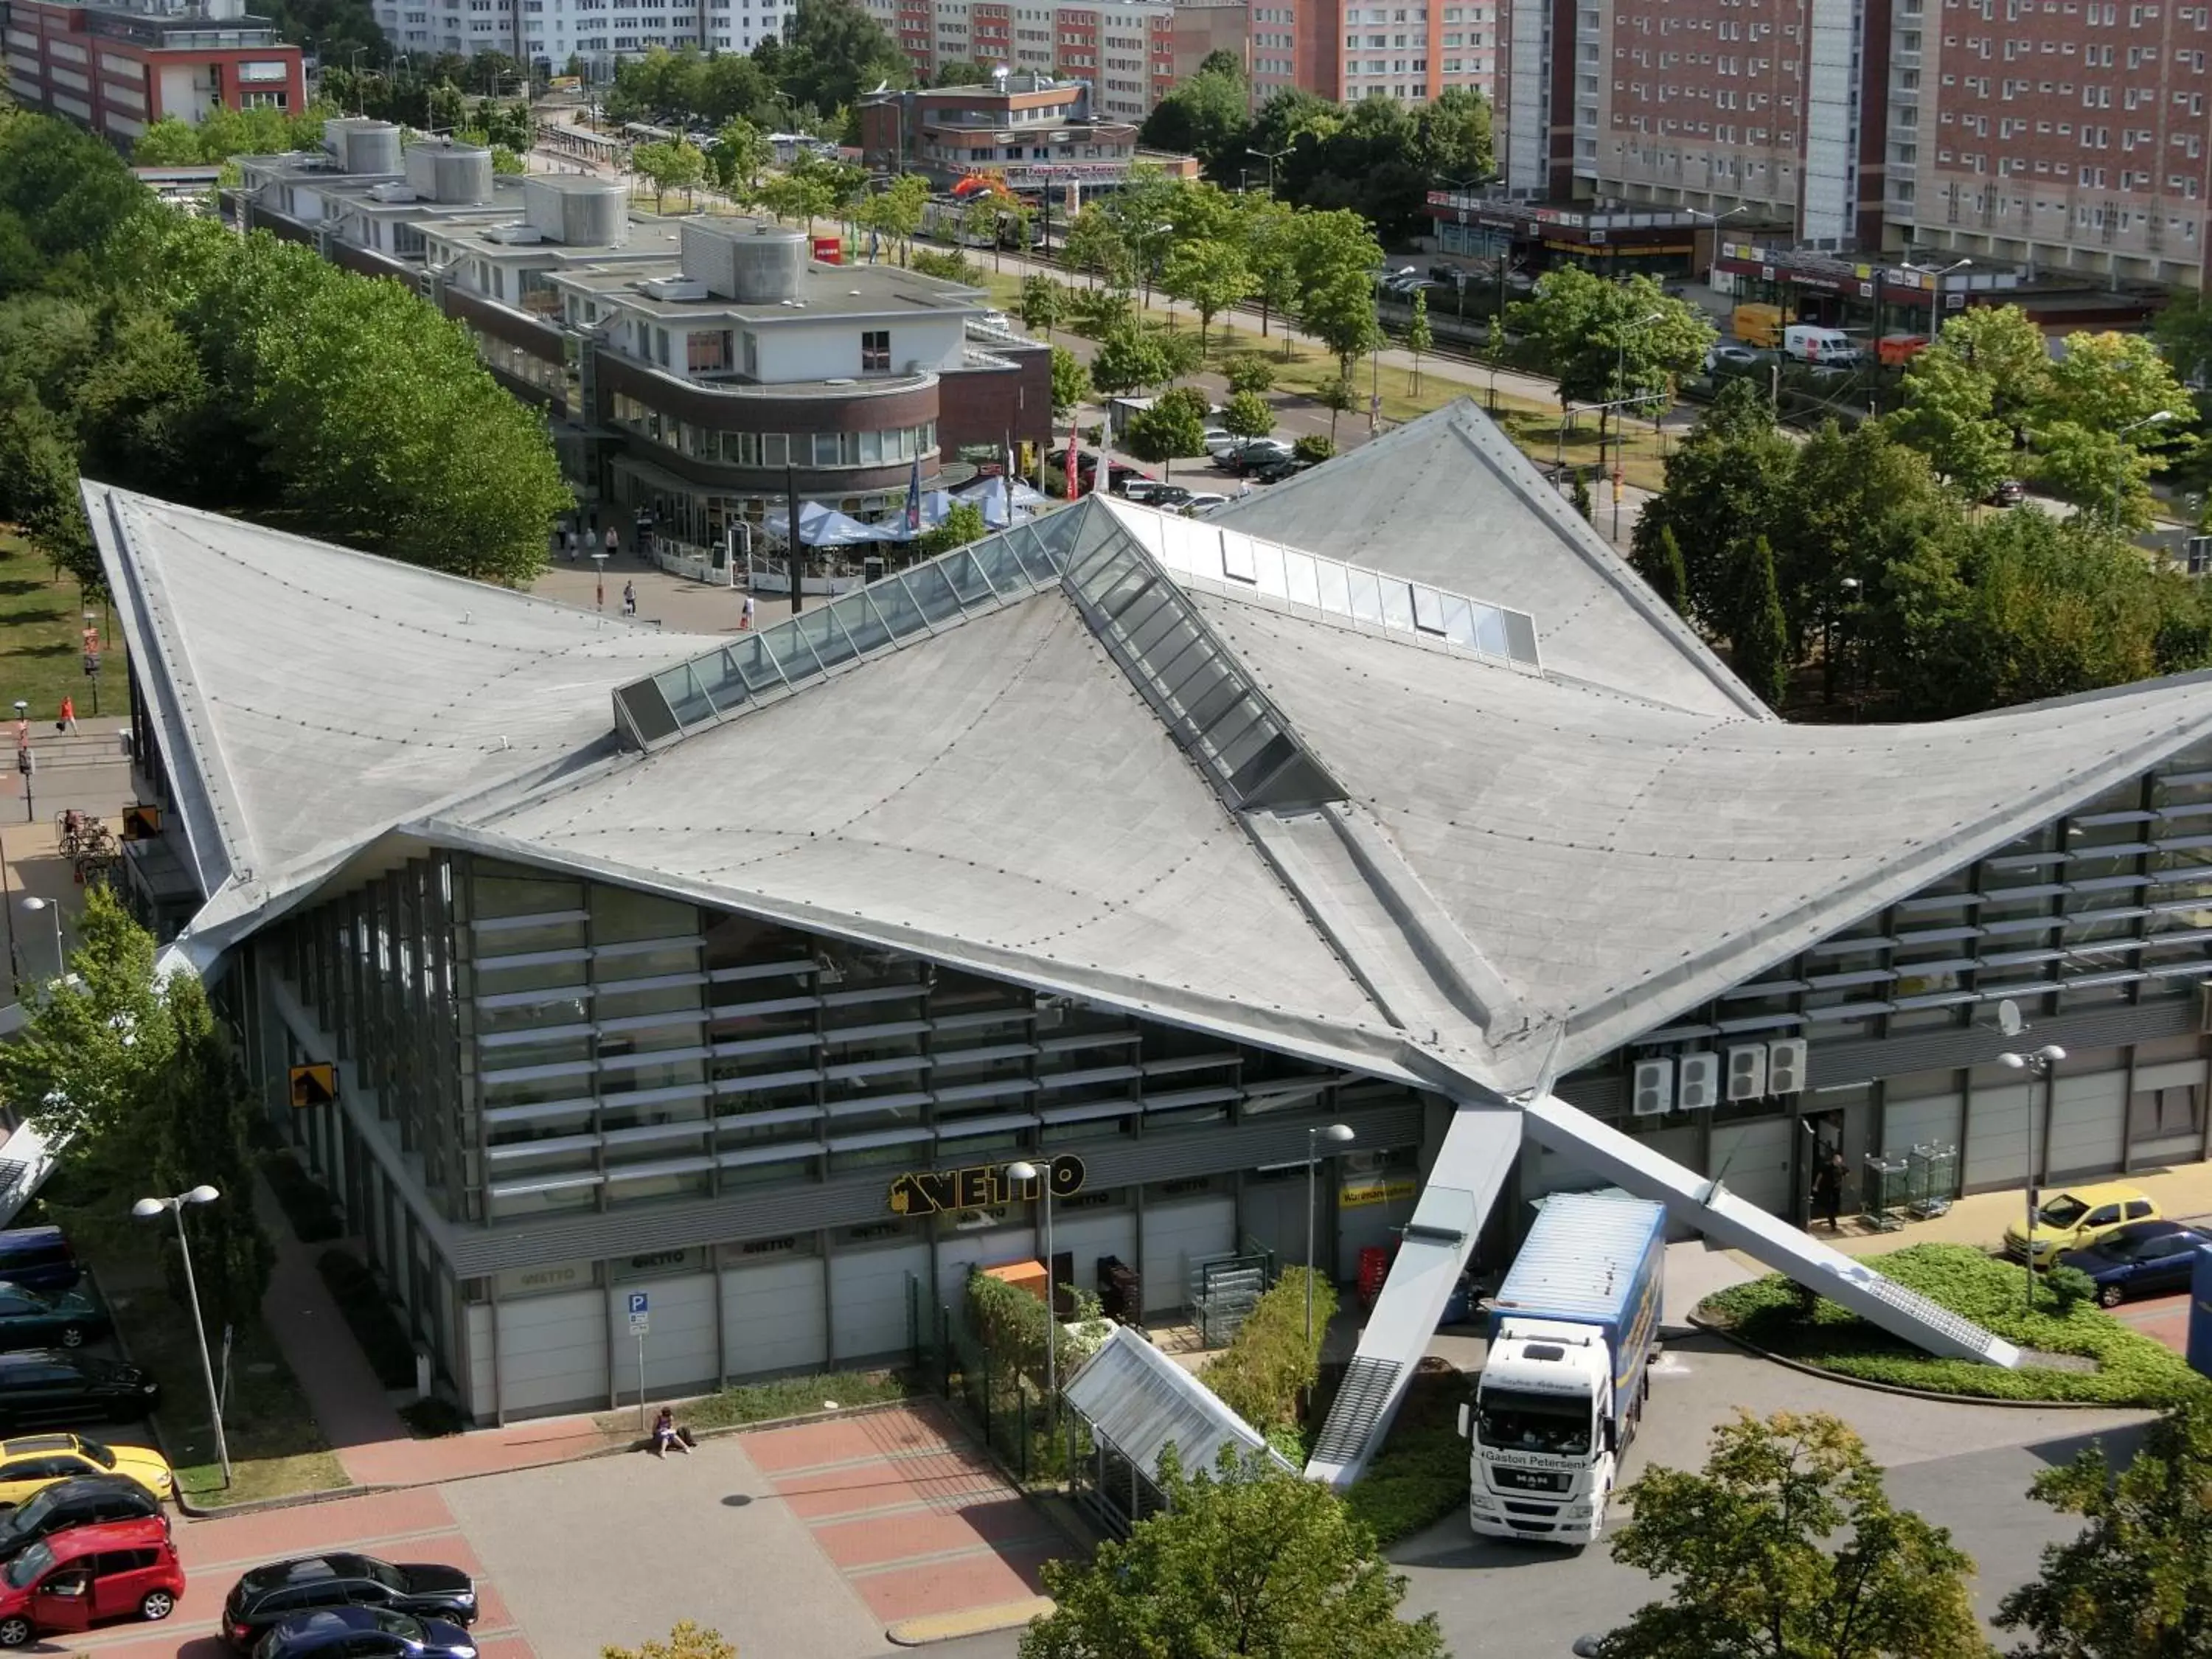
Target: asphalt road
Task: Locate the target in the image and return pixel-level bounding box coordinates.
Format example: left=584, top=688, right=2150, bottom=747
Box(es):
left=897, top=1332, right=2150, bottom=1659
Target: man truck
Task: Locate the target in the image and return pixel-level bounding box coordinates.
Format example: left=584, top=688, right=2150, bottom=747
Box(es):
left=1455, top=1192, right=1666, bottom=1546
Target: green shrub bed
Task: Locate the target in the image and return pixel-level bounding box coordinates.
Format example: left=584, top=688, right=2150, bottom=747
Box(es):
left=1700, top=1243, right=2211, bottom=1407
left=1343, top=1359, right=1471, bottom=1545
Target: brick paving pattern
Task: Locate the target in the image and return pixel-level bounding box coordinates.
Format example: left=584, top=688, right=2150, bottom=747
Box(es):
left=2112, top=1290, right=2193, bottom=1355
left=744, top=1402, right=1060, bottom=1626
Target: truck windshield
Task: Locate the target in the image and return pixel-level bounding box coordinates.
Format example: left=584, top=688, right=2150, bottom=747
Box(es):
left=1475, top=1386, right=1593, bottom=1456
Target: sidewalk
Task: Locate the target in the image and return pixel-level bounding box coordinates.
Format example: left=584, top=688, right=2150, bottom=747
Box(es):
left=252, top=1179, right=615, bottom=1500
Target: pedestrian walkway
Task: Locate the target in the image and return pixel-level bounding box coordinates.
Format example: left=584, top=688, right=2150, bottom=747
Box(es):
left=1812, top=1157, right=2212, bottom=1260
left=745, top=1401, right=1058, bottom=1634
left=251, top=1178, right=616, bottom=1498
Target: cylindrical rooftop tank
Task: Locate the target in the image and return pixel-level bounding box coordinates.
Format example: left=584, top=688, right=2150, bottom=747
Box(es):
left=523, top=177, right=628, bottom=246
left=726, top=223, right=807, bottom=302
left=405, top=143, right=493, bottom=205
left=341, top=122, right=403, bottom=176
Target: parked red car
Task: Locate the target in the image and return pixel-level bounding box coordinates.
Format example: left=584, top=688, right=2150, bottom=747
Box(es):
left=0, top=1516, right=183, bottom=1646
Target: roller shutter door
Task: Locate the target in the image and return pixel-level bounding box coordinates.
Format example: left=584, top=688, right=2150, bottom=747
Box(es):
left=1141, top=1197, right=1235, bottom=1315
left=830, top=1242, right=928, bottom=1363
left=1708, top=1116, right=1795, bottom=1217
left=723, top=1256, right=827, bottom=1377
left=495, top=1287, right=607, bottom=1416
left=612, top=1273, right=718, bottom=1397
left=1882, top=1091, right=1962, bottom=1158
left=2044, top=1066, right=2126, bottom=1180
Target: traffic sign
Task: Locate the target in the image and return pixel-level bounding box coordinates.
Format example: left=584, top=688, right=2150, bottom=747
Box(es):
left=627, top=1290, right=650, bottom=1336
left=288, top=1062, right=338, bottom=1109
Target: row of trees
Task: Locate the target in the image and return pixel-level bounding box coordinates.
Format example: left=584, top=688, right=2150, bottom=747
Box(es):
left=1140, top=55, right=1493, bottom=240
left=0, top=111, right=568, bottom=585
left=603, top=0, right=910, bottom=140
left=1631, top=380, right=2212, bottom=715
left=128, top=96, right=531, bottom=174
left=1012, top=1402, right=2212, bottom=1659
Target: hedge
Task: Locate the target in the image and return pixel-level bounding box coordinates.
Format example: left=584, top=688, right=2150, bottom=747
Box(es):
left=316, top=1248, right=417, bottom=1390
left=1700, top=1242, right=2212, bottom=1407
left=1204, top=1268, right=1336, bottom=1435
left=260, top=1150, right=344, bottom=1244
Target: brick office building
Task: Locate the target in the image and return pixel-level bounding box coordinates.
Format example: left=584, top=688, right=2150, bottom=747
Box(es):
left=1, top=0, right=303, bottom=145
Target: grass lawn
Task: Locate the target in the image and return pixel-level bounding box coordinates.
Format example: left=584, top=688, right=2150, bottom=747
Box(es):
left=593, top=1368, right=917, bottom=1438
left=1699, top=1242, right=2212, bottom=1408
left=100, top=1239, right=348, bottom=1507
left=0, top=530, right=128, bottom=723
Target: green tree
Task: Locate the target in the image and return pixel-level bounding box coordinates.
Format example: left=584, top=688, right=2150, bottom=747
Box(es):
left=771, top=0, right=910, bottom=114
left=1509, top=266, right=1711, bottom=451
left=632, top=139, right=706, bottom=211
left=1405, top=286, right=1433, bottom=397
left=933, top=60, right=998, bottom=86
left=1292, top=207, right=1385, bottom=380
left=707, top=116, right=771, bottom=199
left=1570, top=468, right=1593, bottom=522
left=1088, top=324, right=1175, bottom=399
left=129, top=118, right=205, bottom=166
left=0, top=886, right=171, bottom=1148
left=1241, top=195, right=1302, bottom=346
left=1886, top=347, right=2017, bottom=499
left=1021, top=1447, right=1446, bottom=1659
left=917, top=499, right=987, bottom=555
left=2028, top=330, right=2195, bottom=526
left=2152, top=289, right=2212, bottom=388
left=1641, top=524, right=1691, bottom=616
left=1994, top=1401, right=2212, bottom=1659
left=856, top=173, right=927, bottom=263
left=1122, top=385, right=1211, bottom=481
left=151, top=975, right=275, bottom=1332
left=1062, top=203, right=1133, bottom=291
left=1202, top=1270, right=1334, bottom=1436
left=1159, top=237, right=1255, bottom=349
left=1415, top=84, right=1494, bottom=184
left=1222, top=389, right=1273, bottom=439
left=1631, top=379, right=1797, bottom=634
left=1600, top=1411, right=1994, bottom=1659
left=1019, top=273, right=1063, bottom=340
left=1732, top=537, right=1792, bottom=711
left=1049, top=344, right=1091, bottom=418
left=1315, top=371, right=1360, bottom=444
left=489, top=145, right=525, bottom=175
left=1225, top=352, right=1277, bottom=396
left=600, top=1623, right=737, bottom=1659
left=1137, top=61, right=1251, bottom=179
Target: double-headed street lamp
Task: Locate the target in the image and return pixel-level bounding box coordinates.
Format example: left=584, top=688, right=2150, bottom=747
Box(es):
left=1246, top=145, right=1290, bottom=195
left=1006, top=1159, right=1057, bottom=1416
left=1613, top=310, right=1665, bottom=540
left=131, top=1185, right=231, bottom=1486
left=2111, top=410, right=2174, bottom=529
left=1902, top=256, right=1971, bottom=341
left=1997, top=1045, right=2066, bottom=1312
left=1306, top=1123, right=1354, bottom=1345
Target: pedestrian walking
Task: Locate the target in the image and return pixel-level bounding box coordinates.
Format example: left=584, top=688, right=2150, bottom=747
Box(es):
left=739, top=593, right=755, bottom=630
left=603, top=525, right=619, bottom=560
left=622, top=580, right=636, bottom=617
left=563, top=527, right=578, bottom=561
left=58, top=695, right=74, bottom=734
left=1811, top=1144, right=1846, bottom=1231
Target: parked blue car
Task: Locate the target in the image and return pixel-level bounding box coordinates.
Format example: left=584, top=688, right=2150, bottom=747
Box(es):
left=2055, top=1220, right=2212, bottom=1306
left=254, top=1607, right=477, bottom=1659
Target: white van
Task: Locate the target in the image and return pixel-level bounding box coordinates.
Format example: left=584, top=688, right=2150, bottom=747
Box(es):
left=1784, top=324, right=1862, bottom=366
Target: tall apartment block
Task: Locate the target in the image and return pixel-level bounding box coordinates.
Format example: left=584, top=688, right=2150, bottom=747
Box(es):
left=2, top=0, right=305, bottom=141
left=1500, top=0, right=2212, bottom=287
left=866, top=0, right=1180, bottom=122
left=370, top=0, right=787, bottom=72
left=1324, top=0, right=1496, bottom=103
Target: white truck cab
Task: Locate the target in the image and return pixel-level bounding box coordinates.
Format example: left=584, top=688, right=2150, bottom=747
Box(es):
left=1459, top=1318, right=1621, bottom=1545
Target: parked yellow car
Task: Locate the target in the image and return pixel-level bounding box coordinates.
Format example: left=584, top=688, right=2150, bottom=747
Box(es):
left=0, top=1433, right=174, bottom=1507
left=2002, top=1183, right=2161, bottom=1263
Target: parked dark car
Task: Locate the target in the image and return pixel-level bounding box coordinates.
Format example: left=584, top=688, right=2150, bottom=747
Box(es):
left=224, top=1556, right=479, bottom=1651
left=2056, top=1219, right=2212, bottom=1305
left=0, top=1477, right=164, bottom=1563
left=254, top=1606, right=479, bottom=1659
left=0, top=1355, right=158, bottom=1433
left=1119, top=480, right=1192, bottom=507
left=0, top=1284, right=108, bottom=1354
left=1250, top=456, right=1313, bottom=485
left=1217, top=440, right=1295, bottom=476
left=0, top=1234, right=79, bottom=1297
left=1986, top=477, right=2026, bottom=507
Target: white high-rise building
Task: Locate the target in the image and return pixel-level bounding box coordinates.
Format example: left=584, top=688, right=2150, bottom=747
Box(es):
left=372, top=0, right=789, bottom=75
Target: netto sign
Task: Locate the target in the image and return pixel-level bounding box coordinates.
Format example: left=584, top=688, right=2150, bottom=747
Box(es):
left=888, top=1155, right=1085, bottom=1216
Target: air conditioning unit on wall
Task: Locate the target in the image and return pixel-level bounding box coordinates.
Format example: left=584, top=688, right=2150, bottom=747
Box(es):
left=1725, top=1043, right=1768, bottom=1102
left=1677, top=1051, right=1719, bottom=1112
left=1632, top=1059, right=1673, bottom=1116
left=1767, top=1037, right=1808, bottom=1095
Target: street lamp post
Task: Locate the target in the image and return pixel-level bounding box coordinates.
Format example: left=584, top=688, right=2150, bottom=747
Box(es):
left=2110, top=410, right=2175, bottom=529
left=1006, top=1160, right=1057, bottom=1418
left=1306, top=1124, right=1354, bottom=1346
left=1683, top=203, right=1749, bottom=280
left=1613, top=310, right=1664, bottom=541
left=1902, top=256, right=1971, bottom=342
left=1997, top=1045, right=2067, bottom=1312
left=131, top=1185, right=231, bottom=1486
left=18, top=897, right=60, bottom=986
left=1246, top=145, right=1289, bottom=195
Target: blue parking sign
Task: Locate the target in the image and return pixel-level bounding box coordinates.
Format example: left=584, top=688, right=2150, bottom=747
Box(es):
left=627, top=1291, right=649, bottom=1316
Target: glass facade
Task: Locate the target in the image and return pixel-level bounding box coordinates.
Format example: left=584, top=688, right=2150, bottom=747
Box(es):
left=606, top=392, right=938, bottom=472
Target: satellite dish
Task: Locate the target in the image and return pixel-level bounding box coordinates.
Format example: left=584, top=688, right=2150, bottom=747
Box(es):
left=1997, top=998, right=2024, bottom=1037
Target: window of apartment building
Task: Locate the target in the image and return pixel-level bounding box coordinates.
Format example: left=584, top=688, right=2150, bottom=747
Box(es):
left=860, top=329, right=891, bottom=372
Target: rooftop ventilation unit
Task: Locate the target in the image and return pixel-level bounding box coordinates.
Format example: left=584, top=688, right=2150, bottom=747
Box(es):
left=365, top=182, right=418, bottom=204
left=485, top=223, right=545, bottom=245
left=639, top=276, right=709, bottom=302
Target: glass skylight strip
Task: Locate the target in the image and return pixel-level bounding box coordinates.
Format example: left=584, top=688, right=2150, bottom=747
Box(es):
left=1113, top=504, right=1543, bottom=671
left=613, top=509, right=1084, bottom=751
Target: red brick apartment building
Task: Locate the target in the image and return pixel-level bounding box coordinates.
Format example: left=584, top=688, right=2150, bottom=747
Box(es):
left=2, top=0, right=304, bottom=145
